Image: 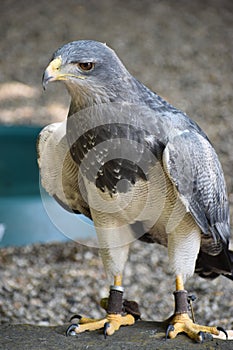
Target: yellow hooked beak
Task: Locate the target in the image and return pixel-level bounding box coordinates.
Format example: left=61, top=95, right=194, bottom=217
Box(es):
left=42, top=56, right=86, bottom=90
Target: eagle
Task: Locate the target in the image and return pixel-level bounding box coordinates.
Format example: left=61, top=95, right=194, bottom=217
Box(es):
left=38, top=40, right=233, bottom=342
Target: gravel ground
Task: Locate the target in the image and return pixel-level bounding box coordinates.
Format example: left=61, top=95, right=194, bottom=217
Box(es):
left=0, top=0, right=233, bottom=333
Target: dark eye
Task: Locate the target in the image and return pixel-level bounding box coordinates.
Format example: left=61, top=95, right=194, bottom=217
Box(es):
left=78, top=62, right=94, bottom=71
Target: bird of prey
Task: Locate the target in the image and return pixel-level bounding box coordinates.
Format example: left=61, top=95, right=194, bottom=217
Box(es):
left=39, top=40, right=233, bottom=342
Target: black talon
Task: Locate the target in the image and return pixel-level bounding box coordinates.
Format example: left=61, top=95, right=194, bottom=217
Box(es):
left=217, top=326, right=228, bottom=340
left=103, top=322, right=110, bottom=339
left=165, top=324, right=174, bottom=340
left=198, top=331, right=205, bottom=343
left=69, top=314, right=82, bottom=322
left=198, top=331, right=213, bottom=343
left=66, top=323, right=79, bottom=336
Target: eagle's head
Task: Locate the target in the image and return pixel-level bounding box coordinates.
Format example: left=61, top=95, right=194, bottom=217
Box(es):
left=42, top=40, right=133, bottom=113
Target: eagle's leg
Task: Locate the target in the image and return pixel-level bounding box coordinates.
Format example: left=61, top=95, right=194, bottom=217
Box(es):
left=102, top=274, right=135, bottom=337
left=166, top=274, right=222, bottom=342
left=66, top=274, right=135, bottom=336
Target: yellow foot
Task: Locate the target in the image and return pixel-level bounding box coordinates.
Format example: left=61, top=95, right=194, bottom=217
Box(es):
left=66, top=313, right=135, bottom=337
left=166, top=313, right=227, bottom=343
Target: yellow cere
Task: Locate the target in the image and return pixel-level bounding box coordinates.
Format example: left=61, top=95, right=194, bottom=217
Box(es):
left=50, top=56, right=62, bottom=71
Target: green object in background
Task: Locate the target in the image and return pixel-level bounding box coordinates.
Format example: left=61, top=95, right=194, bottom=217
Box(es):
left=0, top=126, right=41, bottom=197
left=0, top=125, right=40, bottom=196
left=0, top=125, right=94, bottom=247
left=0, top=125, right=66, bottom=246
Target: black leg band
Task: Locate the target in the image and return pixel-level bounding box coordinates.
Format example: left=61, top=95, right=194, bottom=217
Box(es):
left=173, top=290, right=189, bottom=314
left=107, top=286, right=124, bottom=314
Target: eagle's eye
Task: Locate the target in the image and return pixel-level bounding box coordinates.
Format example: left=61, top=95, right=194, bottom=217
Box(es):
left=78, top=62, right=95, bottom=71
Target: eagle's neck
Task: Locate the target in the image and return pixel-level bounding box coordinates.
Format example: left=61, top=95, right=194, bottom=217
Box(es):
left=66, top=81, right=117, bottom=117
left=66, top=76, right=167, bottom=118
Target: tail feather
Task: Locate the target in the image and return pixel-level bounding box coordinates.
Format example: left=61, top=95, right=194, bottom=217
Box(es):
left=223, top=273, right=233, bottom=281
left=195, top=248, right=233, bottom=280
left=223, top=249, right=233, bottom=280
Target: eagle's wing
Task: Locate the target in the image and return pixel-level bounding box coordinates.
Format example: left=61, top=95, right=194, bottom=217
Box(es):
left=163, top=129, right=230, bottom=244
left=37, top=122, right=91, bottom=219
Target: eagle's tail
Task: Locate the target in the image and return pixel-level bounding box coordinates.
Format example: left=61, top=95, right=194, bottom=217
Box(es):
left=195, top=247, right=233, bottom=280
left=223, top=249, right=233, bottom=281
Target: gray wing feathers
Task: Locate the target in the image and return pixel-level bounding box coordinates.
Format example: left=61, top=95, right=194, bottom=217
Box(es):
left=163, top=130, right=230, bottom=243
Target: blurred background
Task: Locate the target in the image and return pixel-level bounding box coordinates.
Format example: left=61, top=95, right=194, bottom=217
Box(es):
left=0, top=0, right=233, bottom=246
left=0, top=0, right=233, bottom=330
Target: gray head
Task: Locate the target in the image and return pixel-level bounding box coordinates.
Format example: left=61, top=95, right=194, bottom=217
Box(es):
left=42, top=40, right=133, bottom=111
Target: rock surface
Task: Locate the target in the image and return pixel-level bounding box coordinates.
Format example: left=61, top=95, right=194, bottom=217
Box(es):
left=1, top=321, right=232, bottom=350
